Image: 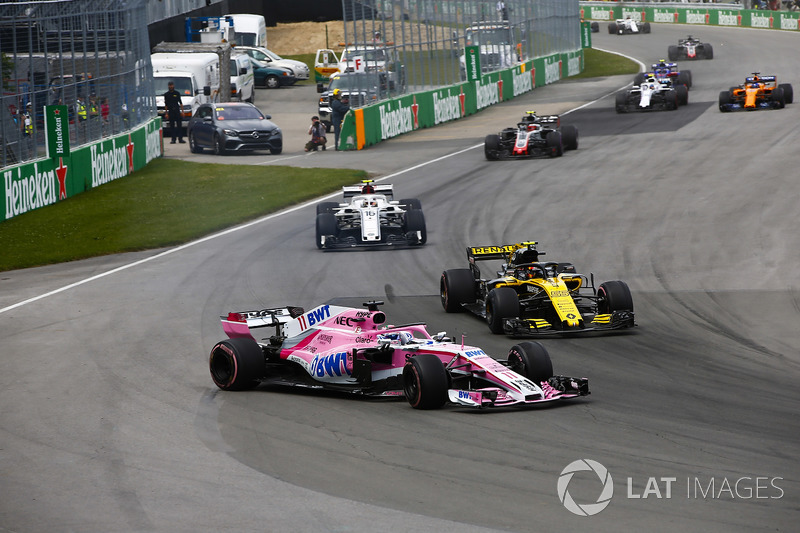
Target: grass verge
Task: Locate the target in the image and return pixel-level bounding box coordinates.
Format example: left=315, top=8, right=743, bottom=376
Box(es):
left=0, top=159, right=366, bottom=272
left=570, top=47, right=639, bottom=79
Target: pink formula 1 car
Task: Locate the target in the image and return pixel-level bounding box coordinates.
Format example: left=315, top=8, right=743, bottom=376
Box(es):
left=209, top=302, right=589, bottom=409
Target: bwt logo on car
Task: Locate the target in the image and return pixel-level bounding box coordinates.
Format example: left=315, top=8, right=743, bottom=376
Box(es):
left=298, top=305, right=331, bottom=330
left=311, top=351, right=351, bottom=377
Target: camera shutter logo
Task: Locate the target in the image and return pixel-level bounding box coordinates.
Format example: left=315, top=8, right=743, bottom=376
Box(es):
left=558, top=459, right=614, bottom=516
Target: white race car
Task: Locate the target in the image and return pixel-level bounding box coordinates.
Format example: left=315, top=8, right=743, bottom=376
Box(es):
left=615, top=73, right=686, bottom=113
left=315, top=181, right=427, bottom=249
left=608, top=18, right=651, bottom=35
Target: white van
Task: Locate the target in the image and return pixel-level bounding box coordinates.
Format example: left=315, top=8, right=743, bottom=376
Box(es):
left=225, top=14, right=267, bottom=49
left=230, top=53, right=255, bottom=102
left=151, top=52, right=221, bottom=121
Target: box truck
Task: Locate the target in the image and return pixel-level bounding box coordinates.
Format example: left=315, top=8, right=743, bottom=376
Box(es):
left=225, top=14, right=267, bottom=49
left=151, top=52, right=221, bottom=123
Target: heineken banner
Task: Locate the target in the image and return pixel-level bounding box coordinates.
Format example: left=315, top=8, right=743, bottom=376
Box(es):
left=340, top=50, right=583, bottom=151
left=464, top=45, right=481, bottom=82
left=45, top=105, right=70, bottom=159
left=579, top=3, right=800, bottom=31
left=2, top=118, right=163, bottom=222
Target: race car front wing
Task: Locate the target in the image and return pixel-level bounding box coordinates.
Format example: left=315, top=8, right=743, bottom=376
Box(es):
left=503, top=310, right=635, bottom=335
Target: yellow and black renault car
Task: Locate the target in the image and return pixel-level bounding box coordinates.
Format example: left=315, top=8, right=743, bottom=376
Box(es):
left=440, top=242, right=635, bottom=335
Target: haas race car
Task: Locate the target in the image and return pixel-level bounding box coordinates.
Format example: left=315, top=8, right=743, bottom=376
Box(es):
left=484, top=111, right=578, bottom=160
left=440, top=241, right=635, bottom=335
left=668, top=36, right=713, bottom=61
left=719, top=73, right=794, bottom=112
left=616, top=72, right=687, bottom=113
left=316, top=180, right=426, bottom=249
left=209, top=301, right=589, bottom=410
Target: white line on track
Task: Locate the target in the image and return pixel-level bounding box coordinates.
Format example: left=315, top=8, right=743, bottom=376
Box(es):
left=1, top=55, right=640, bottom=315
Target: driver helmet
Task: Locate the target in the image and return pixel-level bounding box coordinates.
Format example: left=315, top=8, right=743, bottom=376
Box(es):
left=527, top=124, right=540, bottom=132
left=750, top=82, right=760, bottom=89
left=519, top=266, right=538, bottom=280
left=399, top=331, right=414, bottom=345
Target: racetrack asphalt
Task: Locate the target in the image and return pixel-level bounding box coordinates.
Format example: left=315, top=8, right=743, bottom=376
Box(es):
left=1, top=24, right=798, bottom=533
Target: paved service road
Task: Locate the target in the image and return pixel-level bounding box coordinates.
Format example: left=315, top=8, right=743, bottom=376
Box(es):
left=1, top=24, right=798, bottom=533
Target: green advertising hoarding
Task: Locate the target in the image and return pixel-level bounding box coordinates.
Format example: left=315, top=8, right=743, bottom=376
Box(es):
left=2, top=118, right=163, bottom=222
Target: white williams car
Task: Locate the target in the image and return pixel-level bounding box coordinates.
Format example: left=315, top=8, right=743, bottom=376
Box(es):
left=615, top=73, right=686, bottom=113
left=315, top=181, right=426, bottom=249
left=608, top=18, right=651, bottom=35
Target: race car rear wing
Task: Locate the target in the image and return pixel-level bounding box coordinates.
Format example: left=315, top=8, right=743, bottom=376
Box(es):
left=745, top=74, right=776, bottom=86
left=342, top=183, right=394, bottom=199
left=537, top=115, right=560, bottom=126
left=466, top=241, right=543, bottom=263
left=220, top=306, right=305, bottom=340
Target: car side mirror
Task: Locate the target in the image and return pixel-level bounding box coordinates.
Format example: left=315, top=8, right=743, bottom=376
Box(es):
left=240, top=67, right=248, bottom=75
left=317, top=83, right=324, bottom=93
left=203, top=86, right=211, bottom=96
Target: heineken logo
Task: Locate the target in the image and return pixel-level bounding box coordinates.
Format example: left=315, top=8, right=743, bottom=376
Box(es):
left=718, top=13, right=739, bottom=26
left=476, top=80, right=499, bottom=110
left=653, top=10, right=675, bottom=23
left=45, top=104, right=70, bottom=159
left=433, top=91, right=463, bottom=125
left=91, top=141, right=131, bottom=187
left=567, top=56, right=581, bottom=77
left=544, top=59, right=562, bottom=85
left=512, top=68, right=533, bottom=97
left=379, top=102, right=415, bottom=140
left=686, top=12, right=707, bottom=25
left=750, top=13, right=771, bottom=28
left=4, top=163, right=59, bottom=220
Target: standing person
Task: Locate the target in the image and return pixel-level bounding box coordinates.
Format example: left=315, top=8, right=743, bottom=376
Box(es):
left=22, top=103, right=34, bottom=158
left=496, top=0, right=508, bottom=21
left=163, top=81, right=185, bottom=144
left=330, top=89, right=350, bottom=151
left=305, top=115, right=327, bottom=152
left=100, top=97, right=110, bottom=133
